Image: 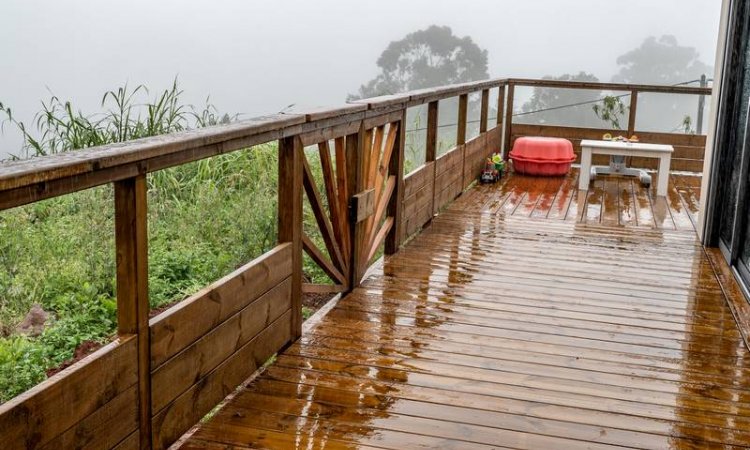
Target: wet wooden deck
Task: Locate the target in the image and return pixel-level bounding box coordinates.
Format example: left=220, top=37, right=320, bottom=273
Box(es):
left=180, top=170, right=750, bottom=450
left=465, top=168, right=702, bottom=231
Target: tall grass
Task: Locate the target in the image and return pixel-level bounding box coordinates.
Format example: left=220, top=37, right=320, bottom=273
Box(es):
left=0, top=78, right=233, bottom=160
left=0, top=80, right=327, bottom=402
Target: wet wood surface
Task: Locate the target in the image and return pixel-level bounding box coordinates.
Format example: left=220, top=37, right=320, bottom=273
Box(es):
left=180, top=169, right=750, bottom=450
left=457, top=168, right=701, bottom=231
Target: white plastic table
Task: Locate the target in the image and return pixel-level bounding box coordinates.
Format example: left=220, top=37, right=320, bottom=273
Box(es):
left=578, top=140, right=674, bottom=196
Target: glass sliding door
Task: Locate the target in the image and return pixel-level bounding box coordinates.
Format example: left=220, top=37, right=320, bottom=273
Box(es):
left=714, top=0, right=750, bottom=261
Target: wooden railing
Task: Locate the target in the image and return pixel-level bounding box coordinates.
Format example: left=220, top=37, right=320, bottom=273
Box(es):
left=505, top=78, right=711, bottom=171
left=0, top=77, right=710, bottom=450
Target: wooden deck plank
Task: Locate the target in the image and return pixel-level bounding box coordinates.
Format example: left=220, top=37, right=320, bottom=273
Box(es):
left=276, top=345, right=750, bottom=423
left=359, top=277, right=738, bottom=326
left=546, top=170, right=577, bottom=220
left=305, top=314, right=749, bottom=383
left=481, top=168, right=697, bottom=231
left=667, top=182, right=696, bottom=232
left=238, top=379, right=710, bottom=449
left=259, top=366, right=745, bottom=448
left=331, top=290, right=740, bottom=340
left=584, top=179, right=603, bottom=223
left=180, top=167, right=750, bottom=450
left=672, top=173, right=702, bottom=230
left=300, top=331, right=750, bottom=391
left=527, top=176, right=559, bottom=218
left=285, top=341, right=750, bottom=403
left=618, top=178, right=636, bottom=226
left=600, top=176, right=620, bottom=226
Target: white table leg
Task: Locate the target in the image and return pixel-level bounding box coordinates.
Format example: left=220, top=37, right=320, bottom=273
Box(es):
left=579, top=147, right=592, bottom=191
left=656, top=153, right=671, bottom=196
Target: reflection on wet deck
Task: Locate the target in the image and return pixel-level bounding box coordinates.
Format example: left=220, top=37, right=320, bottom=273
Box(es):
left=181, top=171, right=750, bottom=450
left=465, top=168, right=701, bottom=231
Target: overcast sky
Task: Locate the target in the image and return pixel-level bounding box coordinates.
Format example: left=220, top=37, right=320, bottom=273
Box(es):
left=0, top=0, right=722, bottom=155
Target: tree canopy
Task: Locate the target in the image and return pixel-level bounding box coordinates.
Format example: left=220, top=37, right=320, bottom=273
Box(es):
left=517, top=36, right=712, bottom=133
left=518, top=72, right=605, bottom=127
left=613, top=35, right=712, bottom=85
left=350, top=25, right=489, bottom=100
left=614, top=35, right=712, bottom=133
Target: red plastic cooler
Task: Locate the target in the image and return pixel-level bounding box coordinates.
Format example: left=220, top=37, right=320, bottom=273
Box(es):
left=509, top=137, right=576, bottom=176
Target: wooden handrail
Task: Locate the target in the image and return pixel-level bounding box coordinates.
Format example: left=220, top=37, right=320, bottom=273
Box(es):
left=508, top=78, right=711, bottom=95
left=0, top=77, right=711, bottom=208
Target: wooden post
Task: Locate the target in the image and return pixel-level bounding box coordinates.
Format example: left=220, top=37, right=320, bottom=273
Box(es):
left=115, top=175, right=151, bottom=450
left=496, top=85, right=506, bottom=127
left=385, top=111, right=406, bottom=255
left=347, top=125, right=367, bottom=287
left=457, top=94, right=469, bottom=190
left=503, top=83, right=515, bottom=158
left=697, top=74, right=707, bottom=135
left=480, top=89, right=490, bottom=133
left=426, top=101, right=439, bottom=163
left=627, top=89, right=638, bottom=137
left=278, top=136, right=303, bottom=339
left=457, top=94, right=468, bottom=145
left=494, top=85, right=506, bottom=159
left=426, top=101, right=439, bottom=217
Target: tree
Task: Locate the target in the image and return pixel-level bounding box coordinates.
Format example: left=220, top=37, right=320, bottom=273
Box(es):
left=612, top=35, right=712, bottom=133
left=518, top=72, right=607, bottom=128
left=349, top=25, right=489, bottom=100
left=613, top=35, right=711, bottom=85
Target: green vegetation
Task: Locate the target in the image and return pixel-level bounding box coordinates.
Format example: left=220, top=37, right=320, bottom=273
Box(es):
left=301, top=306, right=315, bottom=321
left=0, top=81, right=330, bottom=403
left=592, top=95, right=627, bottom=130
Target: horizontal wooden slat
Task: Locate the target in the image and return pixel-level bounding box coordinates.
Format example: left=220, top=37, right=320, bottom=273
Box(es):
left=404, top=162, right=435, bottom=197
left=633, top=131, right=707, bottom=147
left=632, top=158, right=704, bottom=172
left=362, top=110, right=404, bottom=130
left=39, top=385, right=138, bottom=450
left=402, top=202, right=433, bottom=239
left=0, top=336, right=138, bottom=450
left=302, top=283, right=348, bottom=294
left=151, top=278, right=292, bottom=414
left=463, top=134, right=491, bottom=188
left=299, top=120, right=361, bottom=147
left=152, top=310, right=293, bottom=450
left=112, top=431, right=139, bottom=450
left=487, top=127, right=502, bottom=151
left=150, top=243, right=292, bottom=369
left=435, top=164, right=462, bottom=193
left=403, top=182, right=434, bottom=220
left=301, top=104, right=368, bottom=122
left=512, top=124, right=707, bottom=148
left=401, top=162, right=438, bottom=241
left=670, top=146, right=706, bottom=159
left=435, top=147, right=463, bottom=177
left=351, top=79, right=508, bottom=109
left=570, top=145, right=705, bottom=162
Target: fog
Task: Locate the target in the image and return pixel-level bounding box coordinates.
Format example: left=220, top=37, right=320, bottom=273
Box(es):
left=0, top=0, right=721, bottom=157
